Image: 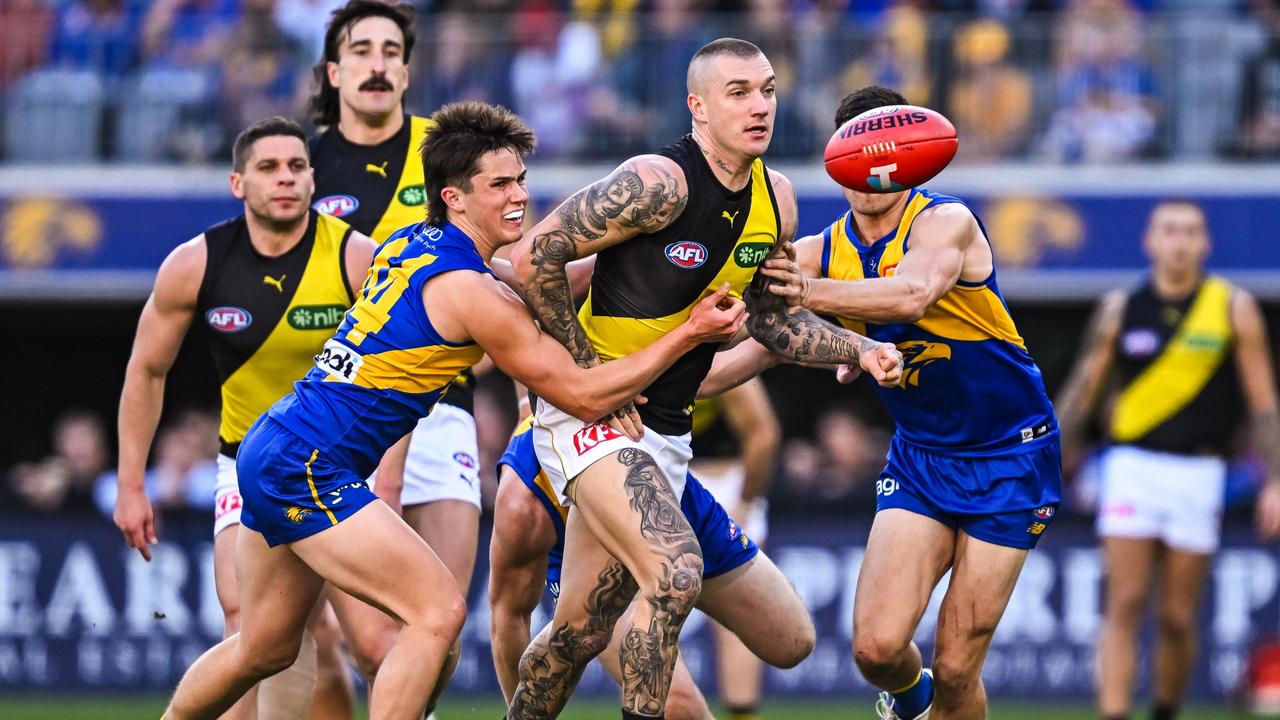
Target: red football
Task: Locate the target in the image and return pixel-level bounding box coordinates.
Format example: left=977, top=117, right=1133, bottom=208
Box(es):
left=824, top=105, right=958, bottom=193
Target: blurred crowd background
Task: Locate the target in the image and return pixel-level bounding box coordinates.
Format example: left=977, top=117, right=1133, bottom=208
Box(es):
left=1, top=0, right=1280, bottom=164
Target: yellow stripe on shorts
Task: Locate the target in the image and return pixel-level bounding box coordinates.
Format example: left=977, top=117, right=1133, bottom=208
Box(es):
left=304, top=449, right=338, bottom=526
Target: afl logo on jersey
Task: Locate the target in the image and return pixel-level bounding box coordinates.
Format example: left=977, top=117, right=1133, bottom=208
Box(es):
left=206, top=306, right=252, bottom=333
left=665, top=241, right=707, bottom=269
left=313, top=194, right=359, bottom=217
left=1121, top=328, right=1160, bottom=358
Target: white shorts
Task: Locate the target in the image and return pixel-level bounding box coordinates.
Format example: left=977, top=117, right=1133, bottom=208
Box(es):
left=396, top=403, right=482, bottom=509
left=214, top=453, right=242, bottom=537
left=690, top=460, right=769, bottom=545
left=1096, top=444, right=1226, bottom=554
left=532, top=398, right=692, bottom=506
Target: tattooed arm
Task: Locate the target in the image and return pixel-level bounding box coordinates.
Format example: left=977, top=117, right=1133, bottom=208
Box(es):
left=1230, top=288, right=1280, bottom=538
left=746, top=170, right=903, bottom=387
left=511, top=155, right=688, bottom=368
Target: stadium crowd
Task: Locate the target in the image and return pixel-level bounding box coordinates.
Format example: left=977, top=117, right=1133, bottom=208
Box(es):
left=1, top=0, right=1280, bottom=162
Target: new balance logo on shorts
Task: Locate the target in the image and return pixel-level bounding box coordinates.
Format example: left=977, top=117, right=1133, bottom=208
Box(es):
left=1019, top=423, right=1051, bottom=443
left=572, top=423, right=624, bottom=456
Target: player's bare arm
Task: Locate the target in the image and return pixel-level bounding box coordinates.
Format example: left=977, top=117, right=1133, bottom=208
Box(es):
left=1231, top=288, right=1280, bottom=538
left=342, top=229, right=378, bottom=295
left=762, top=202, right=984, bottom=323
left=115, top=236, right=206, bottom=561
left=1053, top=289, right=1126, bottom=467
left=746, top=171, right=903, bottom=387
left=721, top=379, right=781, bottom=504
left=431, top=270, right=743, bottom=423
left=511, top=155, right=688, bottom=368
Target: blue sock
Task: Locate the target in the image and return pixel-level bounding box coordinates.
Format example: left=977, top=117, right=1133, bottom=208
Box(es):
left=889, top=669, right=933, bottom=719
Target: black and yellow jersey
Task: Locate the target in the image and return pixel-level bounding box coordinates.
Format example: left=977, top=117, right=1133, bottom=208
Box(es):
left=1108, top=276, right=1241, bottom=456
left=197, top=211, right=354, bottom=456
left=580, top=135, right=780, bottom=436
left=309, top=113, right=475, bottom=413
left=690, top=397, right=738, bottom=458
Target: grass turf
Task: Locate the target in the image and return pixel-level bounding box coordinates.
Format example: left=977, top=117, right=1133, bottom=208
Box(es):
left=0, top=695, right=1251, bottom=719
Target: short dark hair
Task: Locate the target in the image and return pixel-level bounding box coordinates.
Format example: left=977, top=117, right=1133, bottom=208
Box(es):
left=421, top=102, right=536, bottom=226
left=232, top=117, right=309, bottom=172
left=687, top=38, right=765, bottom=92
left=308, top=0, right=417, bottom=127
left=835, top=85, right=909, bottom=128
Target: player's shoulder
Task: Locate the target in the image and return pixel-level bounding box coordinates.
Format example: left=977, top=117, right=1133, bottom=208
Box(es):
left=154, top=233, right=208, bottom=298
left=765, top=167, right=794, bottom=197
left=621, top=152, right=687, bottom=185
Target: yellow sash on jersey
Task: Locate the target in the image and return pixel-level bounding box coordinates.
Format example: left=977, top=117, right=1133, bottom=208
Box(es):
left=1110, top=276, right=1233, bottom=443
left=370, top=115, right=432, bottom=242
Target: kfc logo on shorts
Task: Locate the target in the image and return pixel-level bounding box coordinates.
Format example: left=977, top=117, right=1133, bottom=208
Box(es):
left=1034, top=505, right=1055, bottom=519
left=206, top=306, right=252, bottom=333
left=665, top=241, right=708, bottom=269
left=453, top=451, right=477, bottom=469
left=572, top=423, right=624, bottom=455
left=313, top=194, right=359, bottom=217
left=215, top=490, right=242, bottom=520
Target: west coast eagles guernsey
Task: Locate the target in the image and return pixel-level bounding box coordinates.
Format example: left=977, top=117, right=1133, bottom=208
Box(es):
left=267, top=221, right=489, bottom=477
left=820, top=188, right=1056, bottom=455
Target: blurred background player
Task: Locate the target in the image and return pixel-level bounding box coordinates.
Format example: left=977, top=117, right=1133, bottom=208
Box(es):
left=760, top=85, right=1061, bottom=720
left=1054, top=199, right=1280, bottom=720
left=306, top=1, right=484, bottom=701
left=113, top=116, right=376, bottom=720
left=688, top=380, right=781, bottom=720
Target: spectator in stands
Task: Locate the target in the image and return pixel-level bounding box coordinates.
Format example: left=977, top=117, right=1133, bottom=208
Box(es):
left=1236, top=0, right=1280, bottom=157
left=94, top=410, right=218, bottom=520
left=774, top=408, right=890, bottom=515
left=1040, top=0, right=1159, bottom=162
left=508, top=0, right=602, bottom=156
left=415, top=8, right=511, bottom=112
left=49, top=0, right=141, bottom=81
left=0, top=0, right=53, bottom=89
left=141, top=0, right=238, bottom=68
left=793, top=0, right=854, bottom=150
left=8, top=409, right=109, bottom=515
left=839, top=2, right=933, bottom=110
left=275, top=0, right=345, bottom=61
left=220, top=0, right=303, bottom=137
left=947, top=18, right=1032, bottom=160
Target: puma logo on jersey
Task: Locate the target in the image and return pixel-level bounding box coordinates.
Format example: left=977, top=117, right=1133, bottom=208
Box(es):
left=721, top=210, right=740, bottom=226
left=366, top=161, right=388, bottom=178
left=263, top=274, right=286, bottom=292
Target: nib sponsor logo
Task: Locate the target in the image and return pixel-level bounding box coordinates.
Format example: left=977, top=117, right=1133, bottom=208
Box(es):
left=572, top=423, right=624, bottom=456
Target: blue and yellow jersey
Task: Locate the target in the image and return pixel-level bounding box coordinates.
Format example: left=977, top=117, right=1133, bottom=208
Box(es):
left=267, top=221, right=490, bottom=476
left=820, top=188, right=1055, bottom=454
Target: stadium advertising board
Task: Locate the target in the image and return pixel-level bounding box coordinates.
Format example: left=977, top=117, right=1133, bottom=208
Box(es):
left=0, top=516, right=1272, bottom=700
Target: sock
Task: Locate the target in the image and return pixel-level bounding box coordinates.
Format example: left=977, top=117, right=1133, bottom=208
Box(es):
left=1152, top=704, right=1178, bottom=720
left=727, top=704, right=759, bottom=720
left=889, top=670, right=933, bottom=720
left=621, top=711, right=663, bottom=720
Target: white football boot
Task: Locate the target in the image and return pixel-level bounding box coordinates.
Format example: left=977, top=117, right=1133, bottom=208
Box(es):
left=874, top=669, right=933, bottom=720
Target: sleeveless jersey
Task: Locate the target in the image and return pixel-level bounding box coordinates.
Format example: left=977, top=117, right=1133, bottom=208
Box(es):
left=309, top=114, right=475, bottom=413
left=580, top=135, right=780, bottom=435
left=1108, top=276, right=1240, bottom=456
left=267, top=221, right=490, bottom=477
left=196, top=211, right=353, bottom=456
left=820, top=188, right=1055, bottom=454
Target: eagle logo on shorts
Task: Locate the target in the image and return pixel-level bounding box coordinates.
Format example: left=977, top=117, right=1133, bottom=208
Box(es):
left=285, top=506, right=312, bottom=524
left=897, top=341, right=952, bottom=387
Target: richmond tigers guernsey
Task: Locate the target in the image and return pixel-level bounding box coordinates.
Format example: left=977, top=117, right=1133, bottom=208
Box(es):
left=1109, top=276, right=1241, bottom=456
left=580, top=135, right=780, bottom=435
left=267, top=221, right=489, bottom=477
left=197, top=211, right=354, bottom=457
left=309, top=114, right=476, bottom=413
left=820, top=188, right=1056, bottom=454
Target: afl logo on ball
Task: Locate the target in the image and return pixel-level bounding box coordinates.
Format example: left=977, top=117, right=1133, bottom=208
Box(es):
left=665, top=241, right=707, bottom=269
left=206, top=306, right=252, bottom=333
left=313, top=194, right=359, bottom=217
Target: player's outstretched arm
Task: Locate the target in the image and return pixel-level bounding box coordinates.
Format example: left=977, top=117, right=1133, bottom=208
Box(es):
left=1053, top=289, right=1125, bottom=472
left=437, top=273, right=743, bottom=424
left=116, top=236, right=205, bottom=561
left=760, top=202, right=979, bottom=324
left=698, top=338, right=780, bottom=398
left=745, top=172, right=903, bottom=387
left=721, top=378, right=782, bottom=506
left=489, top=472, right=557, bottom=703
left=1230, top=288, right=1280, bottom=538
left=510, top=155, right=688, bottom=368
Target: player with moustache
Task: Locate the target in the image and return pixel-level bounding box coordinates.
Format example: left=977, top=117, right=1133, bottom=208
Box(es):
left=161, top=101, right=747, bottom=720
left=507, top=39, right=902, bottom=720
left=114, top=117, right=376, bottom=720
left=758, top=86, right=1062, bottom=720
left=305, top=1, right=484, bottom=700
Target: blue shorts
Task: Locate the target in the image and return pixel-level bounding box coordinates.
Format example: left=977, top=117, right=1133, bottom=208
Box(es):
left=498, top=427, right=759, bottom=599
left=238, top=415, right=379, bottom=547
left=876, top=433, right=1062, bottom=550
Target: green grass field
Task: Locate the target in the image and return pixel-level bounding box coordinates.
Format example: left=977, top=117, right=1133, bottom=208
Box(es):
left=0, top=695, right=1253, bottom=719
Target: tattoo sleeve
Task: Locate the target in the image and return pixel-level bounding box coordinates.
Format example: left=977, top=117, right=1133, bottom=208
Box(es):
left=520, top=161, right=687, bottom=369
left=744, top=253, right=868, bottom=364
